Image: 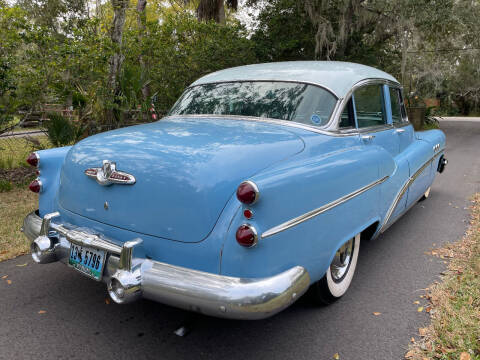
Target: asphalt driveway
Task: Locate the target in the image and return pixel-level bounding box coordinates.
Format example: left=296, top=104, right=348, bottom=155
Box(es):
left=0, top=120, right=479, bottom=360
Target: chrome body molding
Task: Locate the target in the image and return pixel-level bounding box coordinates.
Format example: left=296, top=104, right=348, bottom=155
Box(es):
left=22, top=211, right=311, bottom=320
left=261, top=176, right=389, bottom=239
left=379, top=152, right=443, bottom=233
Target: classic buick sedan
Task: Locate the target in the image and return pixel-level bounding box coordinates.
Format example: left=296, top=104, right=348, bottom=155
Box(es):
left=22, top=62, right=447, bottom=319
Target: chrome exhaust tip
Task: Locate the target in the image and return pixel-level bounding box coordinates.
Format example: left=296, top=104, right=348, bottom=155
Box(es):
left=31, top=235, right=57, bottom=264
left=107, top=269, right=142, bottom=304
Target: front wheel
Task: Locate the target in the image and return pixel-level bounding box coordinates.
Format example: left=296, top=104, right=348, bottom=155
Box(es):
left=310, top=233, right=360, bottom=305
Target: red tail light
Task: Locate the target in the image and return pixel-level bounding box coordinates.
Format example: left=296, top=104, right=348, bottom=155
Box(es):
left=26, top=152, right=39, bottom=167
left=29, top=179, right=42, bottom=193
left=236, top=181, right=259, bottom=205
left=236, top=224, right=258, bottom=247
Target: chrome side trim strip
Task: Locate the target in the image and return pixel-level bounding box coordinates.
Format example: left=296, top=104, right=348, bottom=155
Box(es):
left=261, top=176, right=389, bottom=239
left=379, top=152, right=442, bottom=233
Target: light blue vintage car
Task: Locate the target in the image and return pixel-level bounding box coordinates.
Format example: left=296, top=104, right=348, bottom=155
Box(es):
left=22, top=61, right=447, bottom=319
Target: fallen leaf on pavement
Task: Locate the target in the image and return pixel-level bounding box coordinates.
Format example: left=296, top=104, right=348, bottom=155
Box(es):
left=38, top=310, right=46, bottom=314
left=1, top=275, right=7, bottom=279
left=413, top=300, right=420, bottom=304
left=16, top=263, right=27, bottom=267
left=410, top=337, right=415, bottom=343
left=417, top=306, right=424, bottom=312
left=425, top=306, right=432, bottom=313
left=6, top=280, right=12, bottom=285
left=404, top=350, right=415, bottom=358
left=460, top=352, right=471, bottom=360
left=372, top=312, right=381, bottom=316
left=419, top=327, right=428, bottom=336
left=333, top=353, right=340, bottom=360
left=105, top=298, right=110, bottom=305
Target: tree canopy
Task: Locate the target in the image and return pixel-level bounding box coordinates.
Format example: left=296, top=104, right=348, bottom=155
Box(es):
left=0, top=0, right=479, bottom=134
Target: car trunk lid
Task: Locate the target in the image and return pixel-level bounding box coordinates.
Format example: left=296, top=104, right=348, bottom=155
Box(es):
left=58, top=117, right=304, bottom=242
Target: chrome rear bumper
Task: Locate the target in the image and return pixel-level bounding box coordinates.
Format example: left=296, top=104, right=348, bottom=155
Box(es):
left=22, top=211, right=310, bottom=320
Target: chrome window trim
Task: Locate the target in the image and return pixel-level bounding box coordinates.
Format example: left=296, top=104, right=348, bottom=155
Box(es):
left=327, top=78, right=402, bottom=131
left=379, top=152, right=443, bottom=233
left=261, top=175, right=389, bottom=239
left=388, top=87, right=411, bottom=126
left=166, top=77, right=402, bottom=137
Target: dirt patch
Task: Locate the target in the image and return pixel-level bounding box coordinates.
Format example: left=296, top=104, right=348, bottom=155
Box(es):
left=0, top=167, right=36, bottom=186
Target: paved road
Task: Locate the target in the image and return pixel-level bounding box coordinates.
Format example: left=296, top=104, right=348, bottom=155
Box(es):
left=1, top=121, right=479, bottom=360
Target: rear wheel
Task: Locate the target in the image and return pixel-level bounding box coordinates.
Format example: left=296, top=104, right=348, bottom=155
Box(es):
left=311, top=233, right=360, bottom=305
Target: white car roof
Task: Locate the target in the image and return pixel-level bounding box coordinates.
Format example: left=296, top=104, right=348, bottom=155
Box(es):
left=191, top=61, right=399, bottom=99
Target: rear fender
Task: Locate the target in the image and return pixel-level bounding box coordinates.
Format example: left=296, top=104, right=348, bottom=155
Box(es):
left=220, top=144, right=390, bottom=282
left=36, top=146, right=72, bottom=216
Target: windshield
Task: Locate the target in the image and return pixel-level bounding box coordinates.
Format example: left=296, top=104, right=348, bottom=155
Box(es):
left=168, top=81, right=337, bottom=127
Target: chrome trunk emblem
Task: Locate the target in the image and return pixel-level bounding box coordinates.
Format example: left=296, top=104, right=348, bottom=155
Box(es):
left=85, top=160, right=136, bottom=186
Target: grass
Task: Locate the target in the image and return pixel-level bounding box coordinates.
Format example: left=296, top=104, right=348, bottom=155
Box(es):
left=0, top=136, right=50, bottom=170
left=0, top=187, right=38, bottom=261
left=406, top=193, right=480, bottom=360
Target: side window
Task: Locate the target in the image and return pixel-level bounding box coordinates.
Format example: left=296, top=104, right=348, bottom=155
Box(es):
left=354, top=85, right=386, bottom=128
left=339, top=98, right=355, bottom=129
left=389, top=87, right=402, bottom=124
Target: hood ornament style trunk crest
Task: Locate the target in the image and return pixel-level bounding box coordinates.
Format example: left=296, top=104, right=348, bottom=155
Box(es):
left=85, top=160, right=136, bottom=186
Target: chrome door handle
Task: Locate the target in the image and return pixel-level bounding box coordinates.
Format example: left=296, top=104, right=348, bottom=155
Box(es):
left=395, top=128, right=405, bottom=133
left=361, top=135, right=375, bottom=141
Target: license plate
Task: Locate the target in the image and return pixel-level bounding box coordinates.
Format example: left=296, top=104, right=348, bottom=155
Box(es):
left=68, top=244, right=106, bottom=281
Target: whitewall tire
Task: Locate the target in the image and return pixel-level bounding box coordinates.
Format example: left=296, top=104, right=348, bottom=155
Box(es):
left=419, top=186, right=431, bottom=202
left=311, top=233, right=360, bottom=304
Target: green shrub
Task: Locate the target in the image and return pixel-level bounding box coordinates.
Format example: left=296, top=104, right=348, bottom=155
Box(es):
left=0, top=179, right=12, bottom=192
left=46, top=113, right=84, bottom=147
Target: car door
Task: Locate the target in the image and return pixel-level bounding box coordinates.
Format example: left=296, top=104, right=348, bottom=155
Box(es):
left=391, top=88, right=435, bottom=208
left=352, top=83, right=409, bottom=225
left=389, top=87, right=414, bottom=152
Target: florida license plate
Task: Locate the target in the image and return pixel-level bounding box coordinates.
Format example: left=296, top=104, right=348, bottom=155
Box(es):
left=68, top=244, right=106, bottom=281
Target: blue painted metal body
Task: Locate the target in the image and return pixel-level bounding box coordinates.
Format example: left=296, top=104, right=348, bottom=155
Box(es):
left=34, top=62, right=446, bottom=285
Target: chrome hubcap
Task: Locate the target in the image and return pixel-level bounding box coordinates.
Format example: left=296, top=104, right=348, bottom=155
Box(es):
left=330, top=237, right=354, bottom=282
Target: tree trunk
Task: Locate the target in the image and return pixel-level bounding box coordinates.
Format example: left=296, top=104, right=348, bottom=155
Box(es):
left=137, top=0, right=150, bottom=103
left=197, top=0, right=225, bottom=24
left=106, top=0, right=128, bottom=128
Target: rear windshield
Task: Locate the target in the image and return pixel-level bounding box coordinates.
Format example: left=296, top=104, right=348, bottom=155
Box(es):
left=168, top=81, right=337, bottom=127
